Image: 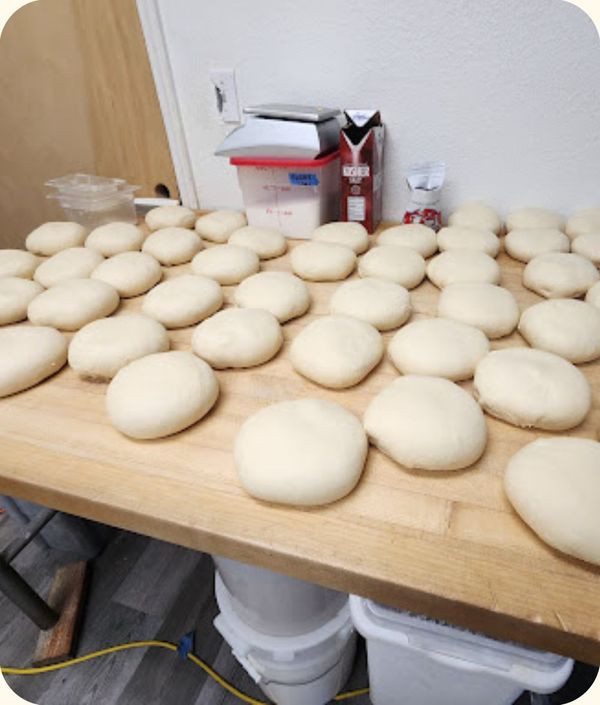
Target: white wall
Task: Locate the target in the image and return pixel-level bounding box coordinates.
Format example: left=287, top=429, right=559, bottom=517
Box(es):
left=145, top=0, right=600, bottom=219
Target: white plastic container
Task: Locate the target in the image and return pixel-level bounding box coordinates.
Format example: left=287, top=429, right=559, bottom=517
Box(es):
left=230, top=151, right=340, bottom=238
left=214, top=573, right=356, bottom=705
left=212, top=555, right=347, bottom=637
left=350, top=596, right=574, bottom=705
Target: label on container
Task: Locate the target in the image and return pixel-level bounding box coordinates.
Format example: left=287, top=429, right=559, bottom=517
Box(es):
left=347, top=196, right=366, bottom=221
left=289, top=173, right=319, bottom=186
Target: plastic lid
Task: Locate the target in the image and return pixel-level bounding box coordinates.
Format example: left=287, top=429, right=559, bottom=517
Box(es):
left=230, top=150, right=339, bottom=168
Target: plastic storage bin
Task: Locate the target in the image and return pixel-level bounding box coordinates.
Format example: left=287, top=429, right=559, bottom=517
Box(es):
left=350, top=596, right=573, bottom=705
left=212, top=556, right=347, bottom=637
left=230, top=151, right=340, bottom=238
left=214, top=573, right=356, bottom=705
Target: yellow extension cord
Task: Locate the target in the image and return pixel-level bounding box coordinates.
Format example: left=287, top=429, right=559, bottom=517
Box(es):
left=1, top=639, right=369, bottom=705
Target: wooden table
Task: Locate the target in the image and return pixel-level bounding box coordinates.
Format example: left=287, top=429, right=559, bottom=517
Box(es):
left=1, top=233, right=599, bottom=664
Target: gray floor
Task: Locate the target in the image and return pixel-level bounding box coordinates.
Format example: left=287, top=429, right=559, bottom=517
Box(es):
left=0, top=512, right=370, bottom=705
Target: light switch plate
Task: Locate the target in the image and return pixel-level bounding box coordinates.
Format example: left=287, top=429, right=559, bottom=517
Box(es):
left=209, top=69, right=241, bottom=123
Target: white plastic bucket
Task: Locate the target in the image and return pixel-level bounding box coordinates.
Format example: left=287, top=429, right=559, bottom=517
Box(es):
left=214, top=573, right=356, bottom=705
left=230, top=151, right=340, bottom=238
left=212, top=555, right=347, bottom=637
left=350, top=596, right=573, bottom=705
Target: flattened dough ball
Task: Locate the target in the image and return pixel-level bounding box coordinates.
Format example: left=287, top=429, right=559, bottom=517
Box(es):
left=106, top=351, right=218, bottom=439
left=522, top=252, right=599, bottom=299
left=85, top=222, right=145, bottom=256
left=195, top=210, right=247, bottom=243
left=0, top=278, right=43, bottom=325
left=448, top=202, right=502, bottom=235
left=234, top=272, right=309, bottom=323
left=142, top=274, right=223, bottom=328
left=377, top=224, right=437, bottom=258
left=585, top=281, right=600, bottom=308
left=358, top=246, right=425, bottom=289
left=68, top=314, right=170, bottom=380
left=0, top=250, right=39, bottom=279
left=290, top=315, right=383, bottom=389
left=571, top=232, right=600, bottom=265
left=291, top=241, right=356, bottom=282
left=235, top=399, right=368, bottom=506
left=25, top=222, right=87, bottom=256
left=566, top=208, right=600, bottom=239
left=228, top=226, right=287, bottom=259
left=92, top=252, right=162, bottom=297
left=311, top=222, right=369, bottom=254
left=34, top=247, right=104, bottom=288
left=364, top=375, right=487, bottom=471
left=142, top=227, right=202, bottom=265
left=145, top=205, right=196, bottom=231
left=473, top=348, right=590, bottom=430
left=437, top=226, right=500, bottom=257
left=426, top=250, right=500, bottom=288
left=191, top=245, right=259, bottom=285
left=505, top=438, right=600, bottom=566
left=504, top=228, right=570, bottom=263
left=329, top=278, right=411, bottom=331
left=506, top=208, right=564, bottom=232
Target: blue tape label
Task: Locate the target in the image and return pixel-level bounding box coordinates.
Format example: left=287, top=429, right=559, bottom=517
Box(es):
left=289, top=173, right=319, bottom=186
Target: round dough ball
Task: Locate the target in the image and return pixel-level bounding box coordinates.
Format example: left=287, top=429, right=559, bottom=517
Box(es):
left=585, top=280, right=600, bottom=308
left=289, top=315, right=383, bottom=389
left=426, top=250, right=501, bottom=288
left=192, top=308, right=282, bottom=369
left=0, top=278, right=43, bottom=325
left=191, top=245, right=259, bottom=285
left=571, top=232, right=600, bottom=264
left=504, top=438, right=600, bottom=566
left=506, top=208, right=565, bottom=232
left=234, top=271, right=309, bottom=323
left=448, top=202, right=502, bottom=235
left=311, top=222, right=369, bottom=254
left=437, top=283, right=519, bottom=339
left=25, top=222, right=87, bottom=256
left=358, top=246, right=425, bottom=289
left=329, top=278, right=411, bottom=331
left=106, top=351, right=218, bottom=439
left=364, top=375, right=487, bottom=471
left=33, top=247, right=104, bottom=288
left=473, top=348, right=590, bottom=430
left=195, top=210, right=247, bottom=243
left=142, top=227, right=203, bottom=265
left=228, top=226, right=287, bottom=259
left=518, top=298, right=600, bottom=363
left=0, top=250, right=39, bottom=279
left=504, top=228, right=570, bottom=263
left=235, top=399, right=368, bottom=506
left=388, top=318, right=489, bottom=381
left=522, top=252, right=599, bottom=299
left=376, top=224, right=438, bottom=258
left=85, top=222, right=145, bottom=256
left=142, top=274, right=223, bottom=328
left=145, top=205, right=196, bottom=231
left=437, top=226, right=500, bottom=257
left=68, top=314, right=170, bottom=380
left=0, top=326, right=68, bottom=397
left=92, top=252, right=162, bottom=297
left=28, top=279, right=119, bottom=331
left=290, top=241, right=356, bottom=282
left=566, top=208, right=600, bottom=240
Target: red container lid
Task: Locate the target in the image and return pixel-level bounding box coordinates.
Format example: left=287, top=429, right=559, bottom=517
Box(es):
left=230, top=151, right=339, bottom=168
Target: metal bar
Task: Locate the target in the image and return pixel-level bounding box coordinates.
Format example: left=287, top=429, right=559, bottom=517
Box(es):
left=4, top=508, right=57, bottom=564
left=0, top=557, right=58, bottom=630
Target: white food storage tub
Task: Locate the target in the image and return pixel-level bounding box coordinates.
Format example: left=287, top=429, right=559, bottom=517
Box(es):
left=230, top=151, right=340, bottom=238
left=350, top=596, right=573, bottom=705
left=214, top=573, right=356, bottom=705
left=212, top=555, right=347, bottom=637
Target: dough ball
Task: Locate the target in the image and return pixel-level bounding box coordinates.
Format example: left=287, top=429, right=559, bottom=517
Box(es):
left=376, top=224, right=438, bottom=258
left=585, top=281, right=600, bottom=309
left=145, top=205, right=196, bottom=231
left=33, top=247, right=104, bottom=288
left=234, top=271, right=309, bottom=323
left=522, top=252, right=599, bottom=299
left=388, top=317, right=489, bottom=381
left=192, top=308, right=282, bottom=369
left=28, top=278, right=119, bottom=331
left=437, top=226, right=500, bottom=257
left=504, top=438, right=600, bottom=566
left=68, top=314, right=170, bottom=380
left=504, top=228, right=570, bottom=263
left=0, top=278, right=43, bottom=325
left=473, top=348, right=590, bottom=430
left=0, top=250, right=39, bottom=279
left=191, top=245, right=259, bottom=285
left=291, top=241, right=356, bottom=282
left=228, top=226, right=287, bottom=259
left=506, top=208, right=565, bottom=232
left=437, top=283, right=519, bottom=339
left=85, top=222, right=145, bottom=256
left=358, top=246, right=425, bottom=289
left=235, top=399, right=368, bottom=506
left=426, top=250, right=501, bottom=288
left=329, top=278, right=411, bottom=331
left=571, top=232, right=600, bottom=264
left=106, top=351, right=218, bottom=439
left=448, top=202, right=502, bottom=235
left=518, top=298, right=600, bottom=363
left=364, top=375, right=487, bottom=471
left=142, top=227, right=203, bottom=265
left=0, top=326, right=68, bottom=397
left=142, top=274, right=223, bottom=328
left=290, top=315, right=383, bottom=389
left=25, top=222, right=87, bottom=255
left=566, top=208, right=600, bottom=239
left=92, top=252, right=162, bottom=297
left=195, top=210, right=247, bottom=243
left=311, top=222, right=369, bottom=254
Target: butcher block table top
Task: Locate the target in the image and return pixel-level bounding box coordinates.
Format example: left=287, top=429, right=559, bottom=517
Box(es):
left=1, top=225, right=600, bottom=664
